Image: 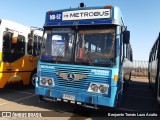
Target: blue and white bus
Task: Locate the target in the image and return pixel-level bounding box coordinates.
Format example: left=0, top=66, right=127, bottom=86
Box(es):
left=35, top=3, right=133, bottom=108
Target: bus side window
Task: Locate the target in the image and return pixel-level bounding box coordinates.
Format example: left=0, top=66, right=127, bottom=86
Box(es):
left=3, top=32, right=12, bottom=51
left=11, top=34, right=25, bottom=58
left=157, top=40, right=159, bottom=59
left=14, top=35, right=25, bottom=54
left=155, top=40, right=159, bottom=60
left=3, top=31, right=25, bottom=62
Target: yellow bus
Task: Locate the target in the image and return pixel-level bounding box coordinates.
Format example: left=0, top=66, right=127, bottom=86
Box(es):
left=0, top=19, right=42, bottom=88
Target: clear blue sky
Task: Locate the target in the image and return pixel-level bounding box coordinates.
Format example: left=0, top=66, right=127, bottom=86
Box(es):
left=0, top=0, right=160, bottom=61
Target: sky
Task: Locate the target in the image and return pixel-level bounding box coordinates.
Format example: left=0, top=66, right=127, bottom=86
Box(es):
left=0, top=0, right=160, bottom=61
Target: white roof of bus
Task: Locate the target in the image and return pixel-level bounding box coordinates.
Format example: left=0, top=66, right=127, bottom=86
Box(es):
left=33, top=29, right=43, bottom=36
left=0, top=19, right=30, bottom=33
left=0, top=19, right=43, bottom=37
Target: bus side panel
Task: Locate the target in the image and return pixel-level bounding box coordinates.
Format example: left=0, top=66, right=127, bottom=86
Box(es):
left=0, top=55, right=38, bottom=88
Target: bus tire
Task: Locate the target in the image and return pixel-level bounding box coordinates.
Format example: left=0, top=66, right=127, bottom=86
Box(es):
left=30, top=70, right=37, bottom=87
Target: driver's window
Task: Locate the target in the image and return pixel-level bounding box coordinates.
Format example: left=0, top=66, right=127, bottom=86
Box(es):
left=3, top=32, right=12, bottom=52
left=52, top=35, right=65, bottom=56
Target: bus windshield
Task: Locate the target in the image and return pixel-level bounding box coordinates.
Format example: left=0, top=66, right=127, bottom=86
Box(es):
left=41, top=28, right=74, bottom=63
left=41, top=26, right=116, bottom=66
left=75, top=28, right=116, bottom=66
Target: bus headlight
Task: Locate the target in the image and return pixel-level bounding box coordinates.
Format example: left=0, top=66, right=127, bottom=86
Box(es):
left=99, top=85, right=108, bottom=93
left=40, top=77, right=54, bottom=86
left=90, top=84, right=98, bottom=92
left=41, top=78, right=47, bottom=85
left=88, top=83, right=109, bottom=94
left=48, top=79, right=53, bottom=85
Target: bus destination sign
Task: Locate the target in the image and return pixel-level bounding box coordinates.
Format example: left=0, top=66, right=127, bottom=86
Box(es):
left=49, top=9, right=111, bottom=21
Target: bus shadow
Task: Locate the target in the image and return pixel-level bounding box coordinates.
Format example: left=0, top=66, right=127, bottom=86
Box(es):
left=118, top=77, right=159, bottom=111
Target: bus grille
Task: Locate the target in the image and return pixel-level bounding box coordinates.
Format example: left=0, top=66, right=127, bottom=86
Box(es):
left=40, top=64, right=111, bottom=90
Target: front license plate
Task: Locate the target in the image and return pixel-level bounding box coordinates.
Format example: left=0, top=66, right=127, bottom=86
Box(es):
left=63, top=94, right=75, bottom=101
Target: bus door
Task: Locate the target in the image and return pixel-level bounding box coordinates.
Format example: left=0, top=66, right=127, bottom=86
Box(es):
left=28, top=30, right=42, bottom=60
left=27, top=31, right=42, bottom=85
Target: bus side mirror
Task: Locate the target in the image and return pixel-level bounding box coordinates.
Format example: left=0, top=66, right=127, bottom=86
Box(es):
left=123, top=30, right=130, bottom=44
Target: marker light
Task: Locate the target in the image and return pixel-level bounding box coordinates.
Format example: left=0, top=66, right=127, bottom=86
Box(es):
left=114, top=75, right=118, bottom=82
left=79, top=2, right=85, bottom=8
left=48, top=10, right=54, bottom=13
left=104, top=6, right=112, bottom=9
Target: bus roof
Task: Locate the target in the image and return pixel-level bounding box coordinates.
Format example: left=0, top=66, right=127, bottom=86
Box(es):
left=0, top=19, right=30, bottom=34
left=44, top=5, right=125, bottom=27
left=33, top=29, right=43, bottom=36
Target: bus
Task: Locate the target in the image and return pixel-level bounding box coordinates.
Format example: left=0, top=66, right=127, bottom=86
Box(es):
left=0, top=19, right=42, bottom=88
left=148, top=33, right=160, bottom=104
left=35, top=3, right=133, bottom=108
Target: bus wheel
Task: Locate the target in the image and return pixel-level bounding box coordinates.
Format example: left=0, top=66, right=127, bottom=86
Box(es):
left=30, top=72, right=37, bottom=87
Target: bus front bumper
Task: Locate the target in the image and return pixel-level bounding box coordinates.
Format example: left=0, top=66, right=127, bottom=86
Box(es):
left=35, top=86, right=117, bottom=107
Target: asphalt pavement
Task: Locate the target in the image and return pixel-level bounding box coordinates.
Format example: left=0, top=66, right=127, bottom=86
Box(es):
left=0, top=77, right=159, bottom=120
